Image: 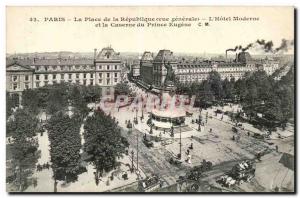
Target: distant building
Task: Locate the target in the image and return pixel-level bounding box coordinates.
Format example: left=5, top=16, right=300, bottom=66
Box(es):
left=140, top=51, right=154, bottom=85
left=6, top=47, right=123, bottom=96
left=131, top=64, right=140, bottom=79
left=139, top=50, right=279, bottom=88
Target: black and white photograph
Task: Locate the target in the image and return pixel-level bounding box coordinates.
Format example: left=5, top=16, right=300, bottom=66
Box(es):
left=5, top=6, right=295, bottom=193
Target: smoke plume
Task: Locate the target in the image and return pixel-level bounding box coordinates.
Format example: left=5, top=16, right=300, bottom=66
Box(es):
left=226, top=39, right=294, bottom=54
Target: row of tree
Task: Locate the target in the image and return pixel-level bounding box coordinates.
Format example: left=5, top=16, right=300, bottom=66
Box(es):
left=22, top=82, right=102, bottom=116
left=175, top=67, right=294, bottom=129
left=46, top=112, right=83, bottom=191
left=83, top=109, right=129, bottom=183
left=6, top=108, right=41, bottom=191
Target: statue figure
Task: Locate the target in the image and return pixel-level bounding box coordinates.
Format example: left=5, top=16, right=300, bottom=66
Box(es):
left=164, top=63, right=175, bottom=86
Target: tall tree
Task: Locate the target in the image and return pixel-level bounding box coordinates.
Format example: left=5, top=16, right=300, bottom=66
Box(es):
left=46, top=112, right=83, bottom=189
left=84, top=110, right=129, bottom=181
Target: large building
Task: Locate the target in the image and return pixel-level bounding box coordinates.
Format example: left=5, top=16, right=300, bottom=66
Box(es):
left=140, top=50, right=279, bottom=87
left=6, top=47, right=123, bottom=96
left=139, top=51, right=154, bottom=85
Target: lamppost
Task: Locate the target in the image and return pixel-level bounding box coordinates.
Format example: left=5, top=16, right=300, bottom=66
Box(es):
left=178, top=119, right=182, bottom=160
left=198, top=107, right=202, bottom=131
left=131, top=150, right=134, bottom=173
left=133, top=123, right=139, bottom=177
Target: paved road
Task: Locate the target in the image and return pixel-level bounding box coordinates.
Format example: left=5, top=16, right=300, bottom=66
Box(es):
left=121, top=128, right=189, bottom=187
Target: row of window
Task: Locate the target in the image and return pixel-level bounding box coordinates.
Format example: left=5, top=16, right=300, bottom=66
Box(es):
left=12, top=83, right=30, bottom=90
left=12, top=75, right=30, bottom=82
left=177, top=67, right=253, bottom=74
left=34, top=73, right=118, bottom=81
left=33, top=78, right=119, bottom=88
left=35, top=64, right=120, bottom=71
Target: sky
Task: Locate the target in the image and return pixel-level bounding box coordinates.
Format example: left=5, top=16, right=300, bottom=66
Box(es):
left=6, top=6, right=294, bottom=54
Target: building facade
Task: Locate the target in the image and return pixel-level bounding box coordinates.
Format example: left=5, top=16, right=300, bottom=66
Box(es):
left=139, top=51, right=154, bottom=85
left=140, top=50, right=279, bottom=87
left=6, top=47, right=123, bottom=96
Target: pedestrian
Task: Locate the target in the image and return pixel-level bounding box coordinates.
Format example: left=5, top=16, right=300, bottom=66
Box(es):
left=275, top=145, right=279, bottom=152
left=190, top=143, right=194, bottom=150
left=256, top=152, right=261, bottom=161
left=247, top=131, right=250, bottom=136
left=186, top=149, right=190, bottom=155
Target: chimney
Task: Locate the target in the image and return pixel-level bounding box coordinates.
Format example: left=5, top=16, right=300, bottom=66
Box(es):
left=94, top=48, right=97, bottom=60
left=225, top=51, right=227, bottom=59
left=235, top=53, right=238, bottom=62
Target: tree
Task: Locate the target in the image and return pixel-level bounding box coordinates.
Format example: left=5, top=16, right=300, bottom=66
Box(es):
left=46, top=112, right=83, bottom=188
left=84, top=110, right=129, bottom=181
left=22, top=89, right=40, bottom=115
left=7, top=109, right=39, bottom=138
left=6, top=92, right=16, bottom=118
left=7, top=136, right=40, bottom=191
left=46, top=86, right=68, bottom=115
left=6, top=108, right=40, bottom=192
left=114, top=82, right=131, bottom=95
left=207, top=71, right=223, bottom=100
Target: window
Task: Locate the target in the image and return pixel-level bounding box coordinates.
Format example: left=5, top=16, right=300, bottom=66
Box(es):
left=99, top=79, right=102, bottom=84
left=44, top=74, right=48, bottom=80
left=68, top=66, right=72, bottom=71
left=90, top=80, right=93, bottom=85
left=69, top=74, right=72, bottom=79
left=36, top=75, right=40, bottom=80
left=53, top=66, right=57, bottom=70
left=13, top=83, right=17, bottom=90
left=114, top=78, right=117, bottom=83
left=107, top=79, right=110, bottom=84
left=83, top=73, right=86, bottom=78
left=13, top=75, right=17, bottom=82
left=44, top=81, right=48, bottom=86
left=107, top=73, right=110, bottom=78
left=83, top=80, right=87, bottom=85
left=107, top=65, right=110, bottom=70
left=45, top=66, right=48, bottom=71
left=36, top=82, right=40, bottom=88
left=24, top=83, right=29, bottom=89
left=76, top=80, right=80, bottom=84
left=83, top=65, right=87, bottom=70
left=98, top=65, right=102, bottom=70
left=114, top=73, right=118, bottom=78
left=53, top=74, right=56, bottom=79
left=35, top=66, right=40, bottom=71
left=61, top=74, right=64, bottom=79
left=115, top=65, right=118, bottom=70
left=75, top=65, right=80, bottom=70
left=90, top=73, right=94, bottom=78
left=25, top=75, right=29, bottom=81
left=99, top=73, right=102, bottom=78
left=76, top=74, right=80, bottom=79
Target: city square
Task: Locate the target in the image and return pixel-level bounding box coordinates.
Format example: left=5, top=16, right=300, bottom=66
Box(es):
left=5, top=6, right=295, bottom=193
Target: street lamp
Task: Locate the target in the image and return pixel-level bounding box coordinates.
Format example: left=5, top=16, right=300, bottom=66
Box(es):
left=131, top=150, right=134, bottom=173
left=198, top=114, right=202, bottom=132
left=177, top=119, right=182, bottom=160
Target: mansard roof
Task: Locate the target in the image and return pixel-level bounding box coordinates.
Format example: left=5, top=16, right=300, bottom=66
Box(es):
left=154, top=49, right=176, bottom=62
left=6, top=58, right=94, bottom=66
left=96, top=47, right=120, bottom=60
left=141, top=51, right=153, bottom=61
